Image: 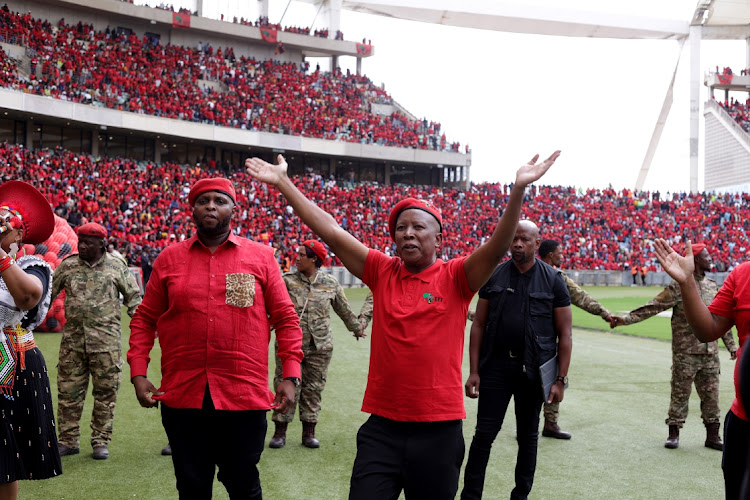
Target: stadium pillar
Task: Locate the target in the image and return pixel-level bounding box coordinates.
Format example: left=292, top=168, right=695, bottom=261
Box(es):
left=258, top=0, right=269, bottom=19
left=319, top=0, right=342, bottom=39
left=746, top=37, right=750, bottom=70
left=196, top=0, right=203, bottom=17
left=90, top=134, right=99, bottom=157
left=384, top=161, right=391, bottom=185
left=689, top=25, right=700, bottom=194
left=332, top=55, right=339, bottom=69
left=356, top=57, right=362, bottom=75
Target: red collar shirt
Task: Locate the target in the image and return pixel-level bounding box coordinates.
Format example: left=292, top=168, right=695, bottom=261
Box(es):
left=362, top=250, right=474, bottom=422
left=128, top=232, right=303, bottom=410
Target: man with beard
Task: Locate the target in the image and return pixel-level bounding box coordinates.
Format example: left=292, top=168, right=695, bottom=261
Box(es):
left=127, top=178, right=303, bottom=499
left=461, top=220, right=572, bottom=500
left=610, top=243, right=736, bottom=450
left=52, top=222, right=142, bottom=460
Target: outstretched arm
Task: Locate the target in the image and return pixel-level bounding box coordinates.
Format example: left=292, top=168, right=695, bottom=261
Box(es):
left=654, top=239, right=734, bottom=342
left=246, top=155, right=369, bottom=278
left=463, top=151, right=560, bottom=291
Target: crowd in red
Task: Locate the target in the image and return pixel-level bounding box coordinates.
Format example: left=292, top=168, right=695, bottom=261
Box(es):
left=2, top=142, right=747, bottom=273
left=0, top=7, right=458, bottom=152
left=718, top=98, right=750, bottom=132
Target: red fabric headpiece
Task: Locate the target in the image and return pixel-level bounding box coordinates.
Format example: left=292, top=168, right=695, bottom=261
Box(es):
left=188, top=178, right=236, bottom=207
left=388, top=198, right=443, bottom=240
left=77, top=222, right=108, bottom=239
left=0, top=180, right=54, bottom=244
left=303, top=240, right=328, bottom=264
left=688, top=243, right=707, bottom=257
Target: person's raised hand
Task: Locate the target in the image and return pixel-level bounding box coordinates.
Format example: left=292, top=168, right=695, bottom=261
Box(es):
left=654, top=238, right=694, bottom=284
left=245, top=154, right=288, bottom=187
left=515, top=150, right=561, bottom=188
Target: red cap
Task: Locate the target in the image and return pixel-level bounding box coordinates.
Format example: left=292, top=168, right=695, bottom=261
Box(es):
left=77, top=222, right=108, bottom=239
left=188, top=178, right=236, bottom=207
left=688, top=243, right=707, bottom=257
left=302, top=240, right=327, bottom=264
left=388, top=198, right=443, bottom=239
left=0, top=180, right=54, bottom=244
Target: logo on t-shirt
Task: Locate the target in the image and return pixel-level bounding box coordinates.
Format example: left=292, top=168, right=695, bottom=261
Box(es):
left=422, top=292, right=443, bottom=304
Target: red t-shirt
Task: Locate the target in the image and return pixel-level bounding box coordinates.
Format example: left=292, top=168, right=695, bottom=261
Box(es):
left=362, top=250, right=474, bottom=422
left=127, top=233, right=303, bottom=410
left=707, top=262, right=750, bottom=420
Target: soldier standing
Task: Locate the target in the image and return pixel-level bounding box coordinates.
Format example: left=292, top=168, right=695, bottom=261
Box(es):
left=611, top=243, right=737, bottom=449
left=269, top=240, right=364, bottom=449
left=538, top=239, right=613, bottom=440
left=51, top=222, right=141, bottom=460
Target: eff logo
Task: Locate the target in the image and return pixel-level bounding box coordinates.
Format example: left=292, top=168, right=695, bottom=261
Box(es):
left=422, top=293, right=444, bottom=304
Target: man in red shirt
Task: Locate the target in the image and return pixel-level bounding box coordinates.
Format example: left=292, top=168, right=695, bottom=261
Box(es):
left=127, top=178, right=303, bottom=500
left=246, top=151, right=559, bottom=499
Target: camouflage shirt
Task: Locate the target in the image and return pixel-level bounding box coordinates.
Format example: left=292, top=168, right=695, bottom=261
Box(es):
left=562, top=272, right=611, bottom=319
left=283, top=270, right=361, bottom=351
left=51, top=252, right=142, bottom=353
left=358, top=291, right=374, bottom=330
left=624, top=273, right=737, bottom=355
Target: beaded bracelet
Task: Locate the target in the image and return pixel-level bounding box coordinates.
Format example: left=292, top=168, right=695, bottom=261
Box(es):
left=0, top=256, right=15, bottom=273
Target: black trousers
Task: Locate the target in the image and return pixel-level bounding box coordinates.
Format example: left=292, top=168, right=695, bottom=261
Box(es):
left=461, top=354, right=544, bottom=500
left=161, top=387, right=268, bottom=500
left=349, top=414, right=464, bottom=500
left=726, top=409, right=750, bottom=500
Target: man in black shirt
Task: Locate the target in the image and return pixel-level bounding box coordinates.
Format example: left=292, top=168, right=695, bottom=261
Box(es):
left=461, top=220, right=572, bottom=500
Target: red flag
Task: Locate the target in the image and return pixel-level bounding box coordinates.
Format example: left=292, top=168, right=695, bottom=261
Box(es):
left=718, top=73, right=733, bottom=85
left=356, top=43, right=372, bottom=56
left=260, top=28, right=278, bottom=43
left=172, top=12, right=190, bottom=28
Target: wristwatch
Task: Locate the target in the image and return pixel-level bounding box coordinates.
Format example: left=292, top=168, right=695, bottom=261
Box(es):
left=284, top=376, right=301, bottom=387
left=555, top=375, right=568, bottom=385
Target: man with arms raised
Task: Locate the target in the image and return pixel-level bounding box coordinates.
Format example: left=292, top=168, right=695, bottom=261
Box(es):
left=246, top=151, right=559, bottom=499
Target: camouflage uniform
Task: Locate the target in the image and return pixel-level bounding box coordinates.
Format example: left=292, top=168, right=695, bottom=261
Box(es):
left=623, top=274, right=737, bottom=427
left=51, top=252, right=141, bottom=448
left=358, top=291, right=374, bottom=331
left=544, top=272, right=612, bottom=423
left=273, top=270, right=361, bottom=424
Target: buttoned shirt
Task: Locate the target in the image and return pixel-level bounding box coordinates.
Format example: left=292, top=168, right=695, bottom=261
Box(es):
left=127, top=233, right=303, bottom=411
left=51, top=252, right=141, bottom=353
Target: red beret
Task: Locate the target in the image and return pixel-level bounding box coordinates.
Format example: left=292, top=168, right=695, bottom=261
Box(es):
left=77, top=222, right=108, bottom=239
left=687, top=243, right=707, bottom=257
left=0, top=180, right=54, bottom=244
left=188, top=178, right=236, bottom=207
left=303, top=240, right=327, bottom=264
left=388, top=198, right=443, bottom=239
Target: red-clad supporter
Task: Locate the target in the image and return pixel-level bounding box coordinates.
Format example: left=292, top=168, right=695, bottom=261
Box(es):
left=0, top=9, right=440, bottom=151
left=1, top=143, right=749, bottom=275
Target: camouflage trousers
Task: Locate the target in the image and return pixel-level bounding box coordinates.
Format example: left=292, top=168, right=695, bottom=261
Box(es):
left=543, top=401, right=560, bottom=423
left=57, top=347, right=122, bottom=448
left=666, top=352, right=721, bottom=427
left=272, top=340, right=332, bottom=424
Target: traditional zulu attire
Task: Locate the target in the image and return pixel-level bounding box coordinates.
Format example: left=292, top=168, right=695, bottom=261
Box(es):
left=0, top=255, right=62, bottom=483
left=623, top=273, right=736, bottom=428
left=272, top=269, right=361, bottom=424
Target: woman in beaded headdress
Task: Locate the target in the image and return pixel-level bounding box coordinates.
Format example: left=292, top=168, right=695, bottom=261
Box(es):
left=0, top=181, right=60, bottom=500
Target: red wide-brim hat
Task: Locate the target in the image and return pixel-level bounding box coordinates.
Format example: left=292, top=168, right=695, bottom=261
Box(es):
left=0, top=181, right=55, bottom=244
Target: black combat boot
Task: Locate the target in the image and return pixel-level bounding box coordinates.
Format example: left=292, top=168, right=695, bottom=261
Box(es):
left=665, top=425, right=679, bottom=449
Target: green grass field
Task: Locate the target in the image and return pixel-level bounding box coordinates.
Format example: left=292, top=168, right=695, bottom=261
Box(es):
left=20, top=286, right=732, bottom=499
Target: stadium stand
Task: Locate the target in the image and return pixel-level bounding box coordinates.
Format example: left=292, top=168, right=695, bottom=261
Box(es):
left=1, top=142, right=747, bottom=274
left=0, top=6, right=458, bottom=152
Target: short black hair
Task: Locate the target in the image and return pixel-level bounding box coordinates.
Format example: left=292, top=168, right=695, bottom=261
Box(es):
left=538, top=239, right=561, bottom=259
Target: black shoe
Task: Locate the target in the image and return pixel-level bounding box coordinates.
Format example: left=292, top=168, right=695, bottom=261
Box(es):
left=161, top=444, right=172, bottom=456
left=92, top=445, right=109, bottom=460
left=57, top=443, right=80, bottom=457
